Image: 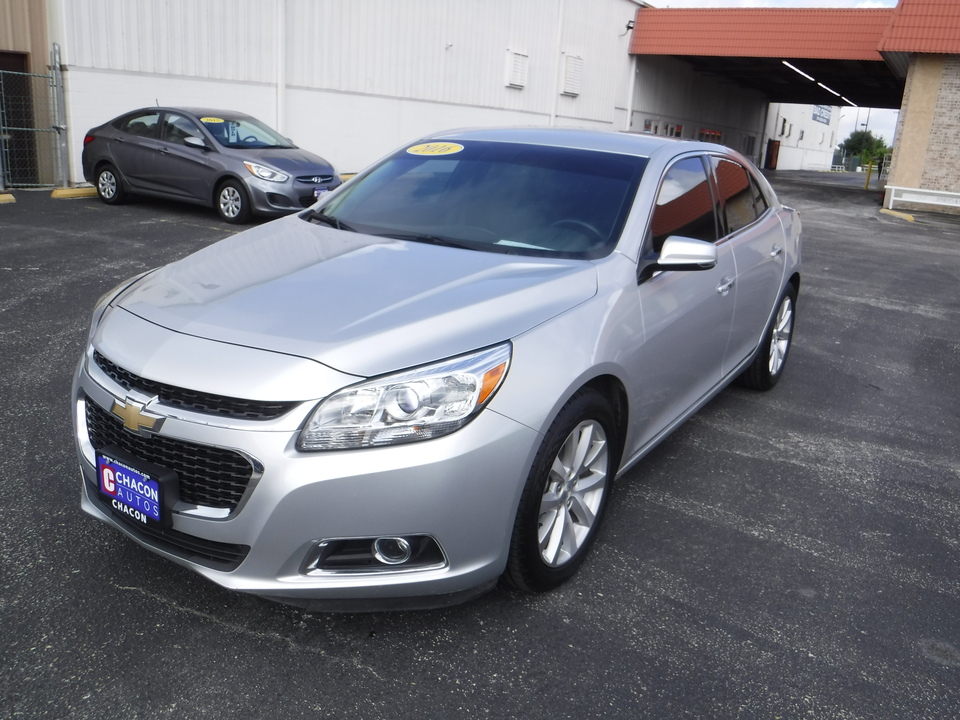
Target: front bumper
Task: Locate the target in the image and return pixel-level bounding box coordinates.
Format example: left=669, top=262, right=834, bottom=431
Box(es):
left=73, top=353, right=538, bottom=609
left=243, top=175, right=342, bottom=218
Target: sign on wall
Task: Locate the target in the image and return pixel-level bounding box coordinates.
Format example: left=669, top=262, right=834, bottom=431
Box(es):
left=813, top=105, right=832, bottom=125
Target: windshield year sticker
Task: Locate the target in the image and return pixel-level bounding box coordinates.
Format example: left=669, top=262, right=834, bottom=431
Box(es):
left=201, top=117, right=224, bottom=123
left=407, top=142, right=464, bottom=156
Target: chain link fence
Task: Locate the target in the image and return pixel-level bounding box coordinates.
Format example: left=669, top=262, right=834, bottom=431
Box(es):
left=0, top=68, right=62, bottom=189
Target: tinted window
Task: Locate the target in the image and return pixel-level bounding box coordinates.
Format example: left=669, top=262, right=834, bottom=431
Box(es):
left=161, top=113, right=202, bottom=145
left=316, top=141, right=648, bottom=259
left=650, top=156, right=717, bottom=250
left=712, top=157, right=767, bottom=235
left=115, top=112, right=160, bottom=138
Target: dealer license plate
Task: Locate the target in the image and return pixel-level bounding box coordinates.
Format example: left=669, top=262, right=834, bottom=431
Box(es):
left=97, top=448, right=176, bottom=529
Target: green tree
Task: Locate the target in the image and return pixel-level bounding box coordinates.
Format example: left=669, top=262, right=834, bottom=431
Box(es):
left=839, top=130, right=889, bottom=164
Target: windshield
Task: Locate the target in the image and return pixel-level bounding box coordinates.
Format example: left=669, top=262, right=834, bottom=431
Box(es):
left=311, top=140, right=647, bottom=259
left=199, top=115, right=294, bottom=149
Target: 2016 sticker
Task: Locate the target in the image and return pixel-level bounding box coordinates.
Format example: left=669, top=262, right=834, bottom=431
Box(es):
left=201, top=117, right=225, bottom=123
left=406, top=142, right=464, bottom=156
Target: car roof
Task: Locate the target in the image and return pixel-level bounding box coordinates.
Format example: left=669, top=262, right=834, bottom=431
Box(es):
left=176, top=108, right=256, bottom=121
left=121, top=107, right=256, bottom=121
left=421, top=126, right=733, bottom=160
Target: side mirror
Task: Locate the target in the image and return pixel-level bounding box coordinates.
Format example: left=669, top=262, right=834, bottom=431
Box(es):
left=184, top=136, right=208, bottom=150
left=638, top=236, right=718, bottom=282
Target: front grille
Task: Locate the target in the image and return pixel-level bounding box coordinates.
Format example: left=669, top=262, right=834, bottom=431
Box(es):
left=85, top=398, right=254, bottom=510
left=86, top=487, right=249, bottom=570
left=94, top=351, right=299, bottom=421
left=295, top=174, right=334, bottom=184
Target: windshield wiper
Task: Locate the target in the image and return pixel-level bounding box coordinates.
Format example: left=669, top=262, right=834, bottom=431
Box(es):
left=303, top=210, right=357, bottom=233
left=377, top=233, right=485, bottom=251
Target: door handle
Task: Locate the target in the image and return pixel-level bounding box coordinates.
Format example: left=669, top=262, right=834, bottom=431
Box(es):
left=717, top=277, right=735, bottom=296
left=770, top=245, right=784, bottom=258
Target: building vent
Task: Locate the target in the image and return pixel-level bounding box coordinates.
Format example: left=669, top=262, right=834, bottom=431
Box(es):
left=505, top=50, right=529, bottom=89
left=562, top=55, right=583, bottom=96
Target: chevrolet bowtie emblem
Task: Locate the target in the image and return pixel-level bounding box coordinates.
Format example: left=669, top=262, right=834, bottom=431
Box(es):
left=110, top=399, right=165, bottom=434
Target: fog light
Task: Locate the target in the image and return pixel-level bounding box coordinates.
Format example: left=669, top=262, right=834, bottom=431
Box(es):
left=373, top=537, right=412, bottom=565
left=301, top=535, right=447, bottom=574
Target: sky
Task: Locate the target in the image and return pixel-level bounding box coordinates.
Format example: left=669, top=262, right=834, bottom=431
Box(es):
left=645, top=0, right=901, bottom=145
left=837, top=107, right=899, bottom=146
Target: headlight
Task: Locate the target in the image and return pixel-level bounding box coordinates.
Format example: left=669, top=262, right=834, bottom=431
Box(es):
left=243, top=161, right=289, bottom=183
left=298, top=343, right=511, bottom=451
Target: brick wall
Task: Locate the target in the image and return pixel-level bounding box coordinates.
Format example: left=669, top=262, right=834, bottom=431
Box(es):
left=920, top=57, right=960, bottom=193
left=886, top=54, right=960, bottom=215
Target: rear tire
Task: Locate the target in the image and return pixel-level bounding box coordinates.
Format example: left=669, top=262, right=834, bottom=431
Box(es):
left=504, top=388, right=618, bottom=592
left=738, top=284, right=796, bottom=390
left=216, top=180, right=251, bottom=224
left=96, top=164, right=126, bottom=205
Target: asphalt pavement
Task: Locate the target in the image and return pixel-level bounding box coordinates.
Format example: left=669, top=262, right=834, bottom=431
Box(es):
left=1, top=176, right=958, bottom=719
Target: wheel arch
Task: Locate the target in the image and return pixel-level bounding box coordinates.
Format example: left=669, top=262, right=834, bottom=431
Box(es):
left=211, top=174, right=247, bottom=207
left=788, top=271, right=800, bottom=297
left=571, top=373, right=629, bottom=472
left=94, top=159, right=126, bottom=185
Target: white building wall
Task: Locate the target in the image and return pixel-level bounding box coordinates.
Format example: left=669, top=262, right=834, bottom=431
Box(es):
left=50, top=0, right=642, bottom=183
left=763, top=102, right=841, bottom=171
left=627, top=56, right=769, bottom=165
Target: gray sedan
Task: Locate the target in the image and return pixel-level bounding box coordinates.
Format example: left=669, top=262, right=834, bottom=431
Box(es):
left=72, top=128, right=801, bottom=610
left=81, top=107, right=341, bottom=223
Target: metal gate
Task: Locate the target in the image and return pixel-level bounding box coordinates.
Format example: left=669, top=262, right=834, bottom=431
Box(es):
left=0, top=45, right=67, bottom=190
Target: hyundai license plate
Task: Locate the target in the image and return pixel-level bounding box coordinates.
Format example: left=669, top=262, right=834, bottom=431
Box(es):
left=97, top=449, right=175, bottom=529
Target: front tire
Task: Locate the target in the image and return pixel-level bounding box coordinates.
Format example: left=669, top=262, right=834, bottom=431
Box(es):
left=96, top=164, right=126, bottom=205
left=738, top=284, right=796, bottom=390
left=216, top=180, right=251, bottom=224
left=504, top=388, right=618, bottom=592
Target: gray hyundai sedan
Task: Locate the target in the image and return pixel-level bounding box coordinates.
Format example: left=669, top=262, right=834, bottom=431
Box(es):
left=81, top=107, right=341, bottom=223
left=72, top=127, right=801, bottom=610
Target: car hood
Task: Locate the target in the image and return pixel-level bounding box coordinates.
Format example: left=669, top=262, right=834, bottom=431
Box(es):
left=116, top=215, right=598, bottom=377
left=237, top=147, right=335, bottom=175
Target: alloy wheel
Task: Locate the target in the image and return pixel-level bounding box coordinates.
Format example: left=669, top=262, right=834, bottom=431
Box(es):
left=219, top=186, right=242, bottom=219
left=98, top=171, right=117, bottom=200
left=769, top=295, right=794, bottom=376
left=537, top=419, right=609, bottom=567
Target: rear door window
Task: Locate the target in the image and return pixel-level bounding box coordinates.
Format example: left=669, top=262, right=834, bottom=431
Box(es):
left=712, top=157, right=768, bottom=236
left=115, top=112, right=160, bottom=138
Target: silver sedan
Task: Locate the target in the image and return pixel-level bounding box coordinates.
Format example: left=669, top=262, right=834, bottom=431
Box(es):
left=72, top=127, right=801, bottom=610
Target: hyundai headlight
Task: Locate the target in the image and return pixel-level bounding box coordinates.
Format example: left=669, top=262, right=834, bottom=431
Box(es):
left=298, top=343, right=511, bottom=451
left=243, top=161, right=289, bottom=183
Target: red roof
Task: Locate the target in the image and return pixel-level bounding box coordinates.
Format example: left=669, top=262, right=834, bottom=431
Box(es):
left=629, top=8, right=892, bottom=61
left=879, top=0, right=960, bottom=54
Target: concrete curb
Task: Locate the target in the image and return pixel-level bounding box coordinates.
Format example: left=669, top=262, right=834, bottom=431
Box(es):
left=0, top=193, right=15, bottom=204
left=879, top=208, right=915, bottom=222
left=51, top=187, right=98, bottom=199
